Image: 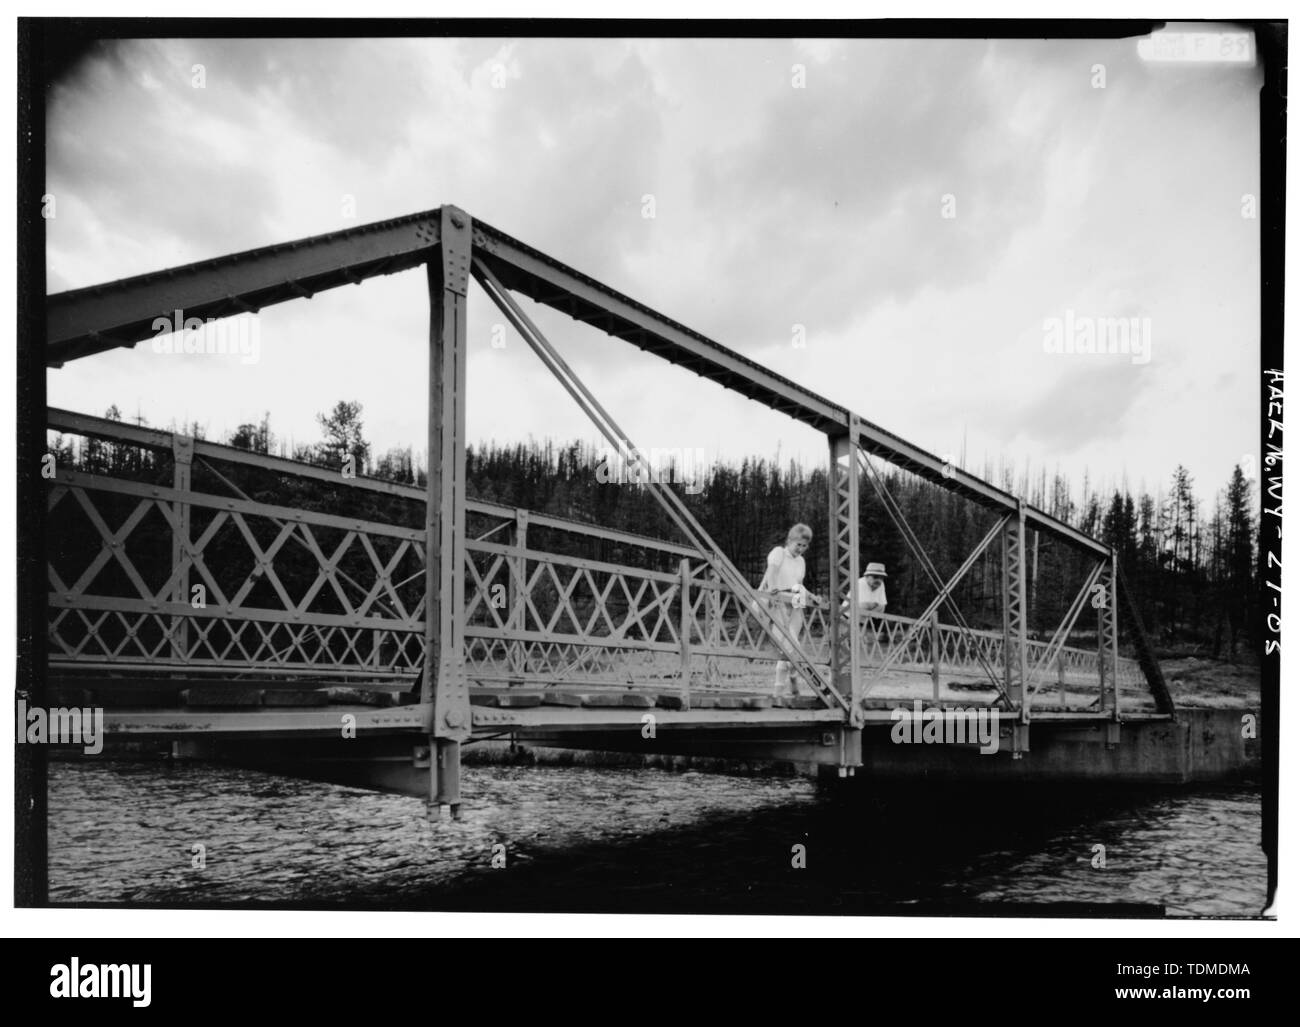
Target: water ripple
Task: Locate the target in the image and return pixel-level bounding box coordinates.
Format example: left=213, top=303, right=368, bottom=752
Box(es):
left=47, top=761, right=1266, bottom=917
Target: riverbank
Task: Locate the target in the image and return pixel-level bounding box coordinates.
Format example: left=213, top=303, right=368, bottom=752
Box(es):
left=1162, top=656, right=1261, bottom=708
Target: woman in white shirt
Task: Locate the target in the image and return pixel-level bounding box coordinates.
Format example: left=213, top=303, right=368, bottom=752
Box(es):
left=757, top=523, right=823, bottom=699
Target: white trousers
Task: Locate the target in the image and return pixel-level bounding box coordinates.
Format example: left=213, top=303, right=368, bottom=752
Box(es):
left=769, top=600, right=806, bottom=696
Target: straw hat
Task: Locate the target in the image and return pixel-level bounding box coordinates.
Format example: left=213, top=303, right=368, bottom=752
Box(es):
left=863, top=562, right=888, bottom=578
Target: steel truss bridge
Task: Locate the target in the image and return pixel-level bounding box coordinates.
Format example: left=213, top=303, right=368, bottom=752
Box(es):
left=42, top=205, right=1175, bottom=816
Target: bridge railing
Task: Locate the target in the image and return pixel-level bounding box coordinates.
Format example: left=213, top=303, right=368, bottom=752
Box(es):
left=462, top=538, right=686, bottom=689
left=461, top=544, right=1151, bottom=711
left=47, top=466, right=426, bottom=680
left=676, top=580, right=1148, bottom=709
left=47, top=408, right=1150, bottom=712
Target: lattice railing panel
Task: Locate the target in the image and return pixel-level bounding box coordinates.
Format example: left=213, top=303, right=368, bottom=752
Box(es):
left=47, top=465, right=1147, bottom=702
left=48, top=470, right=424, bottom=680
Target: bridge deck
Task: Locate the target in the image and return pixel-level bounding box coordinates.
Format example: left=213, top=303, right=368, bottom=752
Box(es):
left=82, top=677, right=1145, bottom=744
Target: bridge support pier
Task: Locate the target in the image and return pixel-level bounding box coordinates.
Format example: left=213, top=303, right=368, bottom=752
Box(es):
left=428, top=739, right=463, bottom=821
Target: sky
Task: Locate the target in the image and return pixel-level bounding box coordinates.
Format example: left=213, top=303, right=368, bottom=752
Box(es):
left=44, top=32, right=1264, bottom=508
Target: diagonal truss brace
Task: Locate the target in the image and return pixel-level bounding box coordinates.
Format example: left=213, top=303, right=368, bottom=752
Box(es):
left=472, top=257, right=849, bottom=714
left=862, top=513, right=1010, bottom=698
left=855, top=448, right=1014, bottom=709
left=1024, top=559, right=1104, bottom=702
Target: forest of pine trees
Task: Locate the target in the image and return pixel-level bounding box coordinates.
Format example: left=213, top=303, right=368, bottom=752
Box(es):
left=49, top=402, right=1264, bottom=663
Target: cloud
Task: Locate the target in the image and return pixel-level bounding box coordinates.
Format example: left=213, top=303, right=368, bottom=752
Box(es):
left=680, top=39, right=1057, bottom=342
left=42, top=35, right=1263, bottom=506
left=999, top=360, right=1153, bottom=454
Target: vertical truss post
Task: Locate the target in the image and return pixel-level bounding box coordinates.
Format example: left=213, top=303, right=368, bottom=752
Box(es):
left=170, top=433, right=193, bottom=665
left=828, top=426, right=862, bottom=722
left=1029, top=528, right=1039, bottom=621
left=424, top=205, right=473, bottom=819
left=1096, top=565, right=1112, bottom=713
left=679, top=558, right=692, bottom=708
left=1002, top=501, right=1029, bottom=714
left=930, top=609, right=941, bottom=701
left=511, top=508, right=529, bottom=678
left=704, top=568, right=720, bottom=687
left=1108, top=549, right=1121, bottom=715
left=1096, top=611, right=1108, bottom=711
left=1097, top=551, right=1121, bottom=717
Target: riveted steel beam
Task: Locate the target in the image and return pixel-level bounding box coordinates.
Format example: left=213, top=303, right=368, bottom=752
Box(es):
left=47, top=209, right=443, bottom=365
left=424, top=206, right=473, bottom=817
left=472, top=217, right=1107, bottom=556
left=49, top=205, right=1110, bottom=559
left=470, top=219, right=844, bottom=433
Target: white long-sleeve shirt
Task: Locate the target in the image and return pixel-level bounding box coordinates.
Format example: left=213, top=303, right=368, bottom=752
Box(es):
left=842, top=576, right=887, bottom=613
left=760, top=545, right=806, bottom=593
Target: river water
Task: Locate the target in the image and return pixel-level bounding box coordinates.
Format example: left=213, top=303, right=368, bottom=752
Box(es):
left=47, top=759, right=1267, bottom=917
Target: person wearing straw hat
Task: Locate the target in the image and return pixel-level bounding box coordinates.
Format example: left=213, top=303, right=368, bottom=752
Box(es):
left=842, top=562, right=889, bottom=615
